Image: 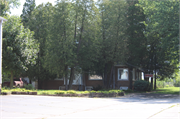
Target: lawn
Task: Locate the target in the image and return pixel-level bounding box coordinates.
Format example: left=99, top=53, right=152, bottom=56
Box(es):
left=153, top=87, right=180, bottom=95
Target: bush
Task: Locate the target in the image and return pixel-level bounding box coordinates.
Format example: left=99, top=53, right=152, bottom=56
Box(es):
left=93, top=85, right=103, bottom=91
left=55, top=91, right=66, bottom=94
left=134, top=80, right=151, bottom=91
left=157, top=81, right=165, bottom=88
left=124, top=89, right=133, bottom=93
left=67, top=90, right=76, bottom=94
left=165, top=85, right=169, bottom=88
left=24, top=84, right=34, bottom=90
left=174, top=80, right=180, bottom=87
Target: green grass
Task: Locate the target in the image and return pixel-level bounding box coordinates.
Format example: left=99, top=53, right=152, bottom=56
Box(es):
left=153, top=87, right=180, bottom=95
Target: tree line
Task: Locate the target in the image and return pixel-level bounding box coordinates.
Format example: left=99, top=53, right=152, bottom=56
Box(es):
left=1, top=0, right=179, bottom=89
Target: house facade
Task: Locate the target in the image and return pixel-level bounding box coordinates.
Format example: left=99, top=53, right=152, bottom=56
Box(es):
left=40, top=65, right=143, bottom=90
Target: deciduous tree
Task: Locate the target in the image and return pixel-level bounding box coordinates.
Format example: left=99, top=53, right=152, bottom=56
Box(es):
left=2, top=15, right=38, bottom=88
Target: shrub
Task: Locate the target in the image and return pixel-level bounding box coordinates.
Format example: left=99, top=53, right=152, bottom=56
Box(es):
left=165, top=85, right=169, bottom=88
left=108, top=90, right=122, bottom=94
left=55, top=91, right=66, bottom=94
left=66, top=90, right=76, bottom=94
left=93, top=85, right=103, bottom=91
left=38, top=91, right=50, bottom=95
left=24, top=84, right=34, bottom=90
left=157, top=81, right=165, bottom=88
left=124, top=89, right=133, bottom=92
left=134, top=80, right=151, bottom=91
left=174, top=80, right=180, bottom=87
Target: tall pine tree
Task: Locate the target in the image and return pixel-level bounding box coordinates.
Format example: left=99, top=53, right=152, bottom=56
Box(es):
left=125, top=0, right=147, bottom=89
left=20, top=0, right=36, bottom=28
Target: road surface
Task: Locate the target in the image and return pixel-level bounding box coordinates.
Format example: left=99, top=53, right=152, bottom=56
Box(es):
left=0, top=93, right=180, bottom=119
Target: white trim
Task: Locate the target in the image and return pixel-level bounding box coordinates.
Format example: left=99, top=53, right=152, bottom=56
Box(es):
left=120, top=86, right=128, bottom=90
left=0, top=16, right=7, bottom=21
left=117, top=68, right=128, bottom=80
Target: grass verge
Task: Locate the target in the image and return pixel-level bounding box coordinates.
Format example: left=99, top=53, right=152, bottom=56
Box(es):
left=1, top=88, right=124, bottom=96
left=152, top=87, right=180, bottom=95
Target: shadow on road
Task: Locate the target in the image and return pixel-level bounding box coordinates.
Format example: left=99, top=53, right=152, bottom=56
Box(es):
left=113, top=93, right=180, bottom=104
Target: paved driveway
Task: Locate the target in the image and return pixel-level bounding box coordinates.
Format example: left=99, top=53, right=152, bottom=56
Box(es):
left=0, top=93, right=180, bottom=119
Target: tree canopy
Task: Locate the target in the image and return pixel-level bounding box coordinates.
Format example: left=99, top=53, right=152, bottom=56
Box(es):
left=2, top=15, right=38, bottom=88
left=2, top=0, right=179, bottom=89
left=138, top=0, right=179, bottom=80
left=0, top=0, right=20, bottom=16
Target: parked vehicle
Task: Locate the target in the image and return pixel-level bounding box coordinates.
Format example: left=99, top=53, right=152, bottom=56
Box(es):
left=2, top=78, right=27, bottom=88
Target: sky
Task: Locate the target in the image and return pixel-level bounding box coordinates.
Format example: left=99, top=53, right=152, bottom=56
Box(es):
left=10, top=0, right=57, bottom=16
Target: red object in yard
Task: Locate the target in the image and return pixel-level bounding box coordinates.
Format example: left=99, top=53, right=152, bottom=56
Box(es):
left=145, top=74, right=153, bottom=77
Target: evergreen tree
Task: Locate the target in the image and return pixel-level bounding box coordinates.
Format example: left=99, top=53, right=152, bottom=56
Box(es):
left=125, top=0, right=147, bottom=89
left=20, top=0, right=36, bottom=28
left=28, top=3, right=55, bottom=88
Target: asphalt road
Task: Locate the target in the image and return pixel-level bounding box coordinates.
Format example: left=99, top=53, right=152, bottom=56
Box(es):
left=0, top=93, right=180, bottom=119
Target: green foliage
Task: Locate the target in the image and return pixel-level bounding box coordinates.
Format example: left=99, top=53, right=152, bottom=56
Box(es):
left=108, top=90, right=122, bottom=94
left=125, top=0, right=147, bottom=67
left=24, top=84, right=34, bottom=90
left=90, top=0, right=128, bottom=88
left=173, top=80, right=180, bottom=87
left=138, top=0, right=179, bottom=79
left=20, top=0, right=36, bottom=28
left=0, top=0, right=20, bottom=16
left=156, top=81, right=165, bottom=88
left=2, top=15, right=39, bottom=88
left=1, top=88, right=35, bottom=92
left=3, top=16, right=38, bottom=71
left=26, top=3, right=56, bottom=84
left=134, top=80, right=151, bottom=91
left=54, top=91, right=66, bottom=94
left=1, top=88, right=124, bottom=96
left=123, top=89, right=133, bottom=93
left=165, top=85, right=169, bottom=88
left=66, top=90, right=76, bottom=94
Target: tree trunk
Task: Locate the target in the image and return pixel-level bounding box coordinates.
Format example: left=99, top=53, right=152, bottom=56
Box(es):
left=10, top=71, right=13, bottom=88
left=83, top=74, right=86, bottom=91
left=65, top=65, right=68, bottom=90
left=108, top=65, right=114, bottom=89
left=154, top=70, right=156, bottom=90
left=154, top=53, right=157, bottom=90
left=103, top=64, right=108, bottom=88
left=129, top=67, right=133, bottom=90
left=151, top=77, right=153, bottom=90
left=113, top=66, right=115, bottom=89
left=68, top=67, right=75, bottom=90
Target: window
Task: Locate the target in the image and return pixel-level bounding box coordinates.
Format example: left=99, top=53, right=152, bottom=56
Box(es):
left=89, top=75, right=102, bottom=80
left=63, top=74, right=83, bottom=85
left=118, top=68, right=128, bottom=80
